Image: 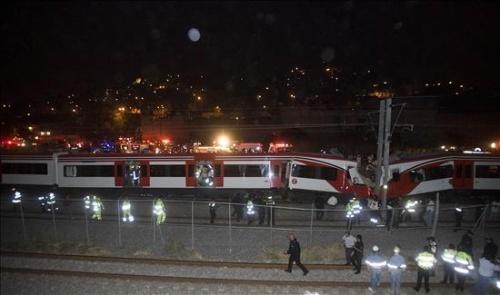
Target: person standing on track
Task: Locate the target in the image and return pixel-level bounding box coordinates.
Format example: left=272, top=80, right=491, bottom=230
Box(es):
left=284, top=233, right=309, bottom=276
left=414, top=245, right=437, bottom=293
left=388, top=245, right=407, bottom=295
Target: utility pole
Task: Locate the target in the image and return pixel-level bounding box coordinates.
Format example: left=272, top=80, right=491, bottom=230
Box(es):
left=381, top=98, right=392, bottom=210
left=375, top=100, right=385, bottom=195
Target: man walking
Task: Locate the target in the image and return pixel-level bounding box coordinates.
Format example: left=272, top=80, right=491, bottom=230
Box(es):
left=342, top=231, right=357, bottom=265
left=284, top=234, right=309, bottom=276
left=365, top=245, right=386, bottom=293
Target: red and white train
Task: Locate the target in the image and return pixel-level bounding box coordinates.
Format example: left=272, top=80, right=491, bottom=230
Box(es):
left=2, top=152, right=499, bottom=200
left=0, top=152, right=371, bottom=199
left=386, top=154, right=500, bottom=198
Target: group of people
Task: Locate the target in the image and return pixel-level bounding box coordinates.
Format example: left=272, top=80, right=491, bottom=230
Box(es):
left=226, top=192, right=276, bottom=226
left=339, top=230, right=500, bottom=294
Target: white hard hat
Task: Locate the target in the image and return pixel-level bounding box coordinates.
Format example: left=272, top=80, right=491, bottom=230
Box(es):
left=372, top=245, right=379, bottom=252
left=327, top=196, right=338, bottom=206
left=394, top=246, right=400, bottom=253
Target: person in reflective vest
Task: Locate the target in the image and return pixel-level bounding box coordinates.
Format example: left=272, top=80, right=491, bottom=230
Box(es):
left=441, top=243, right=457, bottom=284
left=454, top=245, right=474, bottom=292
left=38, top=195, right=48, bottom=212
left=368, top=198, right=380, bottom=224
left=121, top=198, right=134, bottom=222
left=153, top=197, right=166, bottom=225
left=365, top=245, right=386, bottom=293
left=388, top=245, right=407, bottom=294
left=346, top=198, right=362, bottom=230
left=11, top=190, right=22, bottom=204
left=246, top=199, right=255, bottom=225
left=46, top=192, right=58, bottom=212
left=84, top=195, right=91, bottom=210
left=91, top=196, right=104, bottom=220
left=208, top=199, right=217, bottom=224
left=414, top=246, right=437, bottom=293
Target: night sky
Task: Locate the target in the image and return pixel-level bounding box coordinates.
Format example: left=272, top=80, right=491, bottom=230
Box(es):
left=2, top=1, right=500, bottom=102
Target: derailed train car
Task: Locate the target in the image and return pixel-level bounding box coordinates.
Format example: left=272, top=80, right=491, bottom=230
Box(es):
left=1, top=152, right=371, bottom=200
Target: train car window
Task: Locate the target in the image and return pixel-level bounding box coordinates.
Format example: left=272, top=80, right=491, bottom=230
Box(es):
left=292, top=165, right=318, bottom=179
left=410, top=169, right=425, bottom=182
left=224, top=165, right=241, bottom=177
left=475, top=165, right=500, bottom=178
left=68, top=165, right=114, bottom=177
left=246, top=165, right=264, bottom=177
left=392, top=169, right=400, bottom=181
left=64, top=165, right=77, bottom=177
left=455, top=165, right=463, bottom=178
left=464, top=165, right=472, bottom=178
left=320, top=167, right=337, bottom=180
left=2, top=163, right=48, bottom=175
left=424, top=165, right=453, bottom=180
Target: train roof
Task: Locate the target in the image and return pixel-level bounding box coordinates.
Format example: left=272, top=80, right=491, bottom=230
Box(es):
left=1, top=152, right=352, bottom=162
left=390, top=153, right=500, bottom=164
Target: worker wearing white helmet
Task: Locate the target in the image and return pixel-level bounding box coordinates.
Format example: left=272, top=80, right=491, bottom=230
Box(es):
left=388, top=245, right=407, bottom=294
left=365, top=245, right=386, bottom=293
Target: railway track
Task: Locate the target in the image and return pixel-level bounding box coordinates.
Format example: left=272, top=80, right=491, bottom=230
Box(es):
left=1, top=266, right=456, bottom=288
left=1, top=251, right=354, bottom=269
left=1, top=251, right=475, bottom=293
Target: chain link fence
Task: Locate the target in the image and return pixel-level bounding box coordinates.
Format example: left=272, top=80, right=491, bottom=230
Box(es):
left=1, top=194, right=499, bottom=260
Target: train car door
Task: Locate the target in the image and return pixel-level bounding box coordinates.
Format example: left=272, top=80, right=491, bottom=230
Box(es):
left=453, top=160, right=473, bottom=190
left=186, top=154, right=222, bottom=188
left=139, top=160, right=150, bottom=187
left=115, top=161, right=124, bottom=186
left=122, top=160, right=150, bottom=187
left=270, top=160, right=282, bottom=188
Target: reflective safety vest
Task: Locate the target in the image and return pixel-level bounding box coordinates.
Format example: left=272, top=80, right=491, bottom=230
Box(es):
left=84, top=196, right=91, bottom=209
left=405, top=200, right=418, bottom=213
left=441, top=248, right=457, bottom=264
left=416, top=251, right=437, bottom=270
left=12, top=191, right=22, bottom=204
left=46, top=193, right=58, bottom=211
left=266, top=196, right=275, bottom=206
left=91, top=197, right=103, bottom=220
left=122, top=200, right=134, bottom=222
left=453, top=251, right=474, bottom=275
left=153, top=198, right=166, bottom=225
left=351, top=199, right=362, bottom=214
left=247, top=201, right=255, bottom=215
left=365, top=254, right=387, bottom=270
left=388, top=254, right=407, bottom=272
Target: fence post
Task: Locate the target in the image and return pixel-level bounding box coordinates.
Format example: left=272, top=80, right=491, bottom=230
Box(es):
left=51, top=204, right=57, bottom=240
left=84, top=206, right=90, bottom=244
left=19, top=203, right=27, bottom=241
left=152, top=200, right=156, bottom=243
left=309, top=202, right=314, bottom=246
left=191, top=200, right=194, bottom=250
left=117, top=200, right=122, bottom=247
left=228, top=202, right=232, bottom=254
left=431, top=192, right=440, bottom=237
left=270, top=204, right=273, bottom=247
